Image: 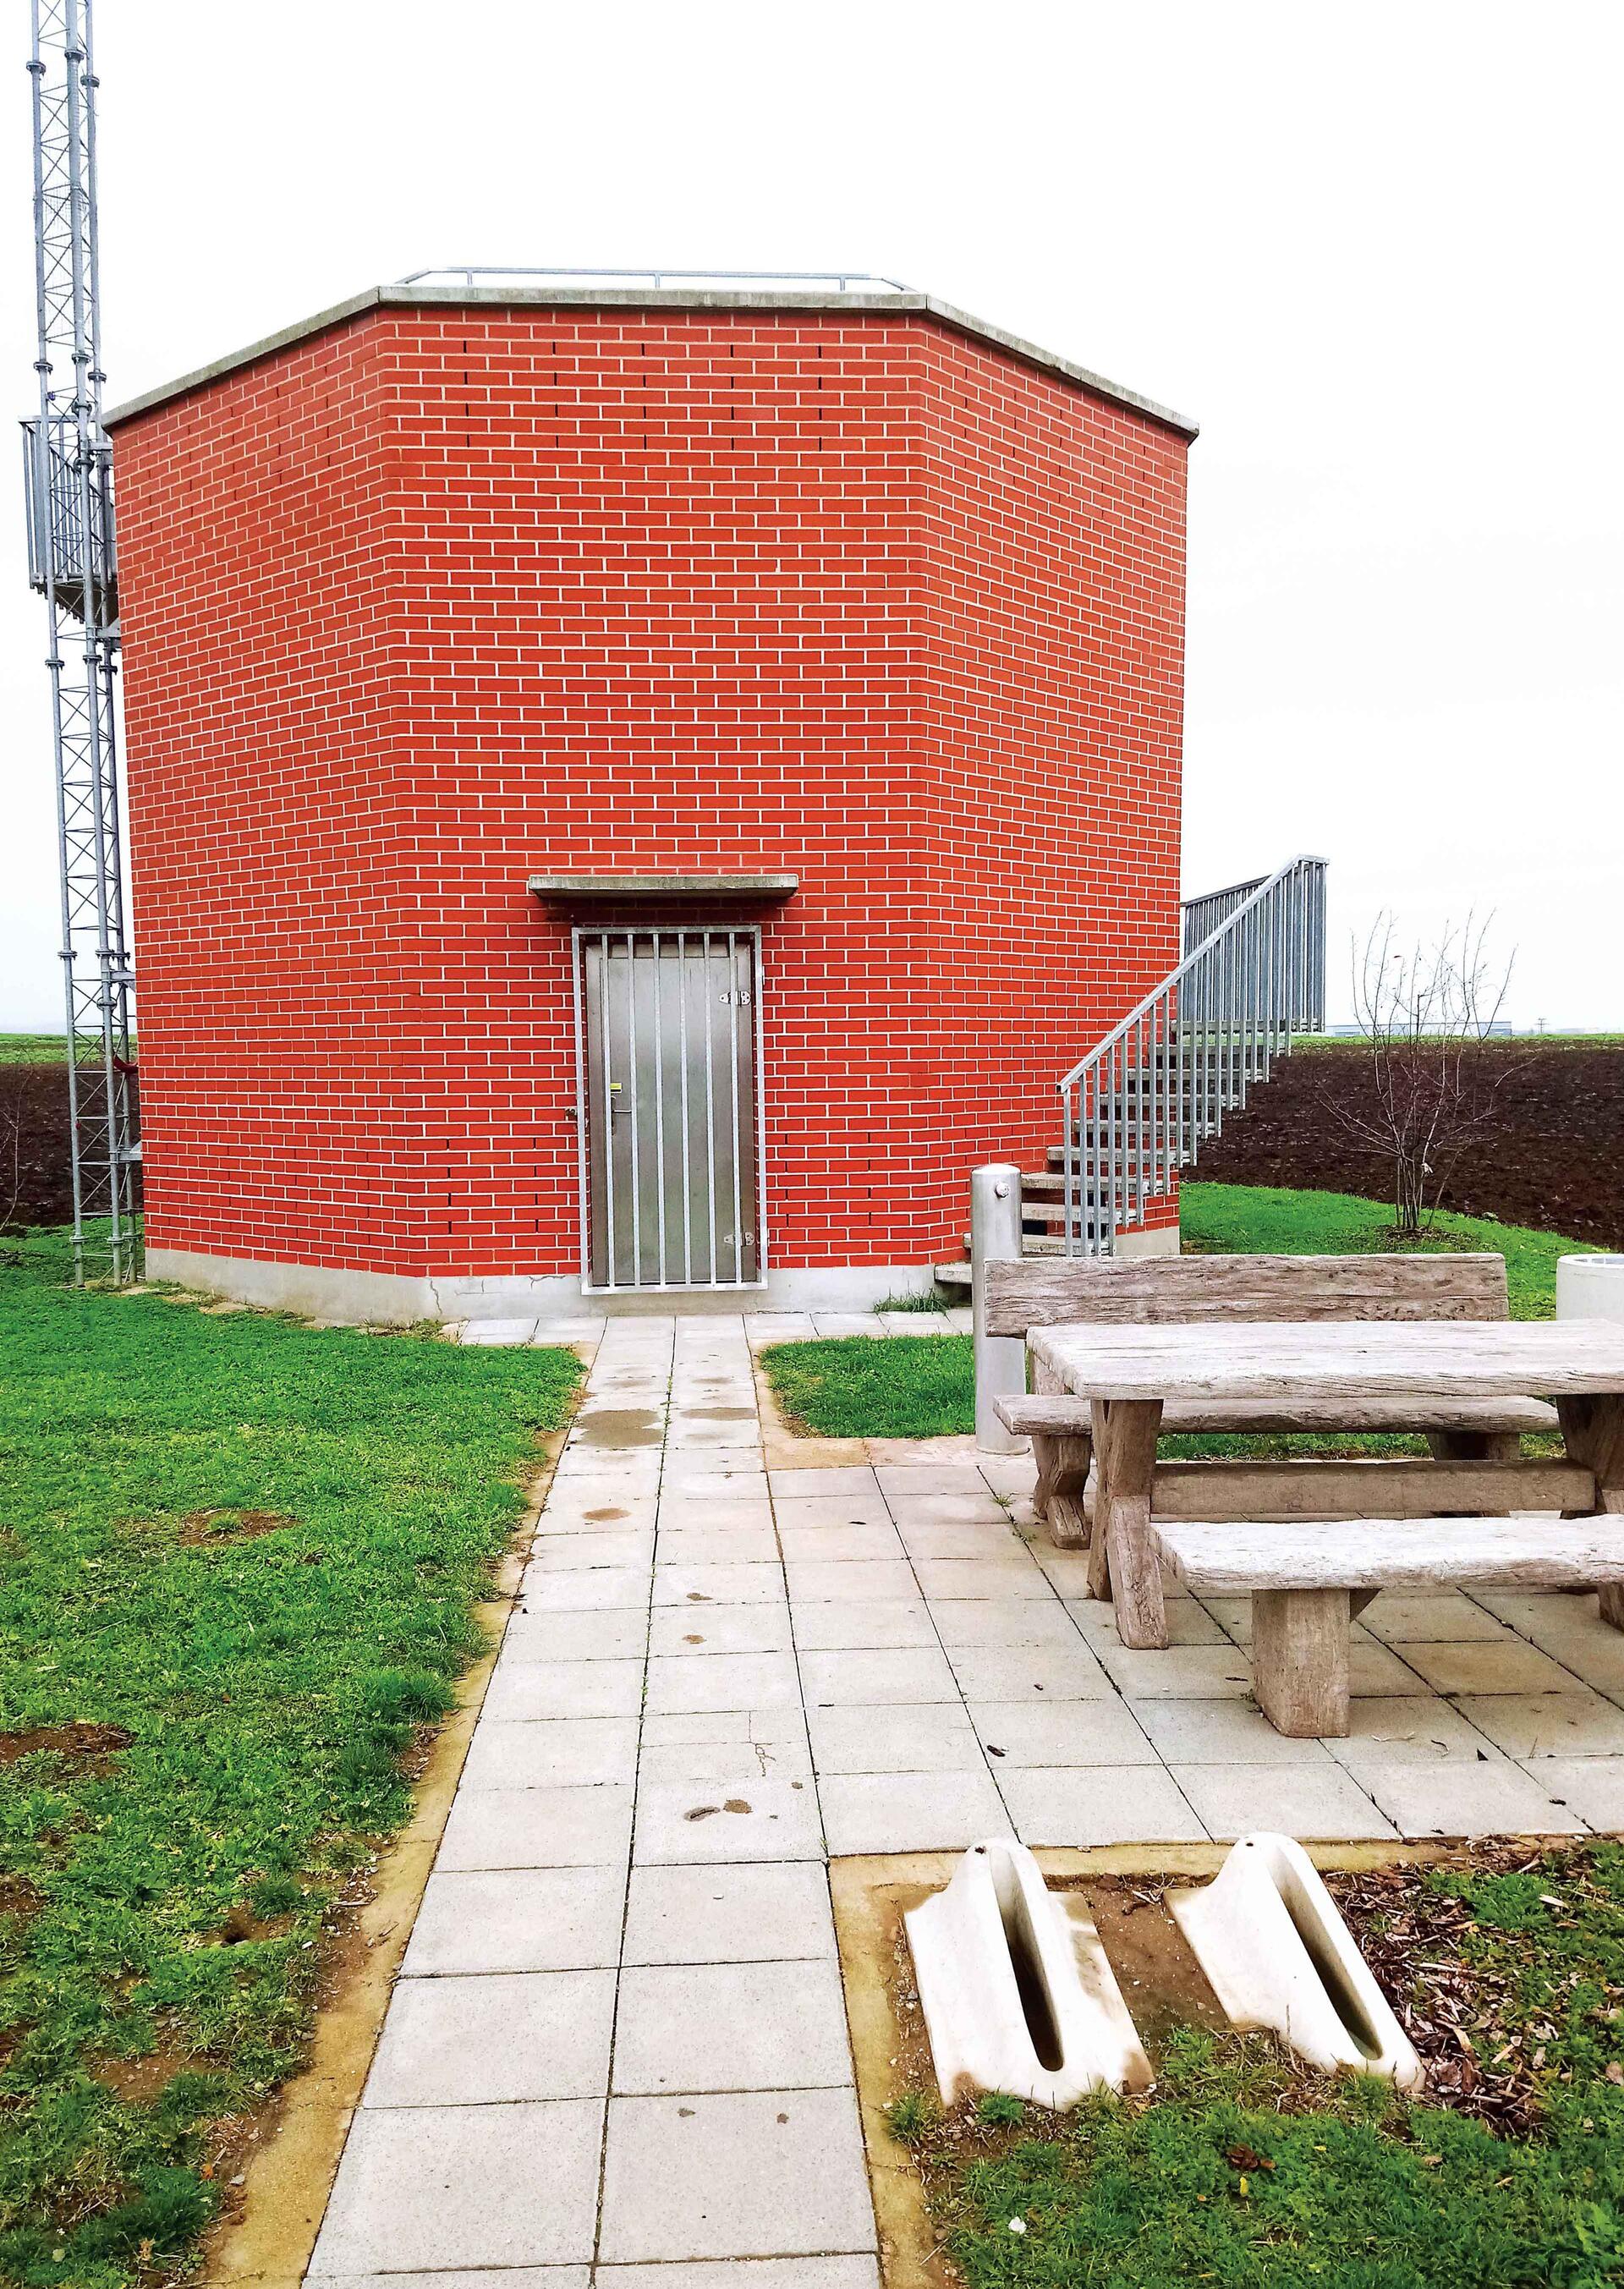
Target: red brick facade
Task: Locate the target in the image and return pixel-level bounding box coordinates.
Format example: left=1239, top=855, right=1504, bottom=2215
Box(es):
left=109, top=296, right=1188, bottom=1301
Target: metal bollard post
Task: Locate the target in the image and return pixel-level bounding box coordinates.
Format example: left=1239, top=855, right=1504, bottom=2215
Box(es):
left=973, top=1163, right=1029, bottom=1454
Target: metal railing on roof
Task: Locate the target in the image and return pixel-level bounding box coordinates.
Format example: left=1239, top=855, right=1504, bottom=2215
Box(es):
left=394, top=265, right=914, bottom=294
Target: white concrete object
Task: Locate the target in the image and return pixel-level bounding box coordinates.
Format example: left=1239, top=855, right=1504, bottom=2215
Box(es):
left=1169, top=1833, right=1423, bottom=2091
left=1559, top=1255, right=1624, bottom=1323
left=904, top=1838, right=1151, bottom=2108
left=972, top=1166, right=1029, bottom=1457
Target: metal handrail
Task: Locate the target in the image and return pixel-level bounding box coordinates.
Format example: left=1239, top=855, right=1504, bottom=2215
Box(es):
left=1057, top=855, right=1327, bottom=1255
left=395, top=265, right=914, bottom=294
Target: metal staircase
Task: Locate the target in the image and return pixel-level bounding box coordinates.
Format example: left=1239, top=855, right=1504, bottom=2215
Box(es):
left=1034, top=855, right=1326, bottom=1256
left=938, top=855, right=1326, bottom=1286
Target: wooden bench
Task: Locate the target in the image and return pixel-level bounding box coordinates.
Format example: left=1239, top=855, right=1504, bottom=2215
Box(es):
left=983, top=1254, right=1559, bottom=1548
left=1151, top=1513, right=1624, bottom=1736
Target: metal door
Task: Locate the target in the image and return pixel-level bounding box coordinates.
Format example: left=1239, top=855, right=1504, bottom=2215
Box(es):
left=575, top=928, right=766, bottom=1292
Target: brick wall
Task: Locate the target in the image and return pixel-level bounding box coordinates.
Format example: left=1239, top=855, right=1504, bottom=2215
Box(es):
left=112, top=302, right=1188, bottom=1284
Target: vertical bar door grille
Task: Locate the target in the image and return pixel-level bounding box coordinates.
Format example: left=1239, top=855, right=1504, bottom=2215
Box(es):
left=575, top=928, right=766, bottom=1293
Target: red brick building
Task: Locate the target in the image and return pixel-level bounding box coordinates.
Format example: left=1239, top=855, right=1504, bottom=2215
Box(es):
left=105, top=281, right=1193, bottom=1320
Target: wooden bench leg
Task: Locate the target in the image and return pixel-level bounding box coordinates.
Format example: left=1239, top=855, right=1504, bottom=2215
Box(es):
left=1558, top=1395, right=1624, bottom=1630
left=1090, top=1397, right=1166, bottom=1649
left=1252, top=1589, right=1351, bottom=1737
left=1031, top=1430, right=1092, bottom=1550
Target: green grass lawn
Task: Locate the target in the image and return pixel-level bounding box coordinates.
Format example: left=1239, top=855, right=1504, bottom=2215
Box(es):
left=0, top=1040, right=69, bottom=1068
left=0, top=1230, right=579, bottom=2285
left=760, top=1183, right=1594, bottom=1446
left=890, top=1845, right=1624, bottom=2289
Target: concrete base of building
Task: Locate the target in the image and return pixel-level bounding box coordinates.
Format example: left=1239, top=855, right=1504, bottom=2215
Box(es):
left=145, top=1247, right=1082, bottom=1325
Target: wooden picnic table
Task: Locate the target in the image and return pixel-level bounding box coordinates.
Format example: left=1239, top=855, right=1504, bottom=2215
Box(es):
left=1027, top=1318, right=1624, bottom=1654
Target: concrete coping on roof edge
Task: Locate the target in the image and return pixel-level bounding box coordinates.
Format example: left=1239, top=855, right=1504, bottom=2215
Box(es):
left=103, top=283, right=1199, bottom=439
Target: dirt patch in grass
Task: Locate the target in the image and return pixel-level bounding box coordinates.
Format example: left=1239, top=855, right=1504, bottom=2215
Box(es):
left=0, top=1721, right=133, bottom=1766
left=1197, top=1041, right=1624, bottom=1249
left=175, top=1508, right=297, bottom=1545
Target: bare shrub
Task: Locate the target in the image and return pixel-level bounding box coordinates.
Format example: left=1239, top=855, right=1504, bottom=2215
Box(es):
left=1325, top=913, right=1521, bottom=1235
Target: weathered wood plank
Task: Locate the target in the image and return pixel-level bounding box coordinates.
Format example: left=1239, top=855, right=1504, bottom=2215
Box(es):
left=1091, top=1397, right=1165, bottom=1647
left=1559, top=1394, right=1624, bottom=1629
left=1253, top=1589, right=1350, bottom=1736
left=1151, top=1515, right=1624, bottom=1594
left=1030, top=1320, right=1624, bottom=1404
left=1148, top=1457, right=1594, bottom=1521
left=985, top=1252, right=1509, bottom=1337
left=995, top=1393, right=1560, bottom=1437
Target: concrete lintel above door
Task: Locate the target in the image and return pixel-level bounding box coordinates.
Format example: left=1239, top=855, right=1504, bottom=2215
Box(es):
left=529, top=872, right=798, bottom=903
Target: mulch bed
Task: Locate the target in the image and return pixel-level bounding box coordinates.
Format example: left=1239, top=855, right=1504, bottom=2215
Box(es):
left=1196, top=1043, right=1624, bottom=1250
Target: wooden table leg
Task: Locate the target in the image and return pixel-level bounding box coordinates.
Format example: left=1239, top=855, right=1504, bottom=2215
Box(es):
left=1558, top=1394, right=1624, bottom=1629
left=1089, top=1397, right=1166, bottom=1649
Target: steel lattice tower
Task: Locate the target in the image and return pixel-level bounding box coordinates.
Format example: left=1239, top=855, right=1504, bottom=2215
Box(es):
left=22, top=0, right=139, bottom=1282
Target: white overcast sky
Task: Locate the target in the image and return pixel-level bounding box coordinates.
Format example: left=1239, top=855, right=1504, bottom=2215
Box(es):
left=2, top=0, right=1621, bottom=1029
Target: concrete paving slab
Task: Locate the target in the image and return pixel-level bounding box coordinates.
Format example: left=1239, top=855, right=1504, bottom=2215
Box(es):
left=483, top=1658, right=646, bottom=1722
left=911, top=1558, right=1054, bottom=1602
left=1533, top=1757, right=1624, bottom=1831
left=1453, top=1691, right=1624, bottom=1759
left=459, top=1717, right=641, bottom=1792
left=893, top=1520, right=1026, bottom=1562
left=490, top=1609, right=650, bottom=1665
left=1322, top=1697, right=1507, bottom=1772
left=797, top=1647, right=959, bottom=1707
left=1359, top=1759, right=1587, bottom=1839
left=1399, top=1638, right=1580, bottom=1697
left=656, top=1525, right=781, bottom=1566
left=1127, top=1698, right=1341, bottom=1767
left=785, top=1558, right=919, bottom=1605
left=886, top=1494, right=1012, bottom=1529
left=809, top=1701, right=985, bottom=1775
left=820, top=1768, right=1012, bottom=1854
left=612, top=1957, right=854, bottom=2094
left=968, top=1698, right=1161, bottom=1768
left=365, top=1969, right=616, bottom=2105
left=528, top=1529, right=656, bottom=1573
left=600, top=2261, right=878, bottom=2289
left=1095, top=1644, right=1255, bottom=1699
left=436, top=1783, right=634, bottom=1872
left=634, top=1777, right=825, bottom=1864
left=1173, top=1763, right=1396, bottom=1843
left=599, top=2089, right=875, bottom=2262
left=768, top=1467, right=882, bottom=1498
left=655, top=1563, right=787, bottom=1608
left=623, top=1861, right=837, bottom=1966
left=1358, top=1592, right=1517, bottom=1644
left=997, top=1765, right=1207, bottom=1847
left=776, top=1523, right=907, bottom=1564
left=651, top=1603, right=794, bottom=1656
left=929, top=1599, right=1085, bottom=1648
left=310, top=2100, right=604, bottom=2272
left=1076, top=1597, right=1226, bottom=1649
left=946, top=1644, right=1116, bottom=1701
left=401, top=1868, right=627, bottom=1974
left=519, top=1567, right=652, bottom=1614
left=788, top=1600, right=937, bottom=1651
left=645, top=1652, right=805, bottom=1715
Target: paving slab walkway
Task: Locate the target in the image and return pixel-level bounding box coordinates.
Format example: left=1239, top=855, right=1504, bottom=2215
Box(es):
left=309, top=1310, right=1624, bottom=2284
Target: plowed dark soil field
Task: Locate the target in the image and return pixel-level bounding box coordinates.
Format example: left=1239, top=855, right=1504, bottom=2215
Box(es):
left=1197, top=1042, right=1624, bottom=1249
left=2, top=1064, right=74, bottom=1230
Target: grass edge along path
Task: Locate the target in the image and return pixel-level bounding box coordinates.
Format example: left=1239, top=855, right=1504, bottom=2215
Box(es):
left=0, top=1230, right=580, bottom=2287
left=884, top=1844, right=1624, bottom=2289
left=760, top=1183, right=1594, bottom=1445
